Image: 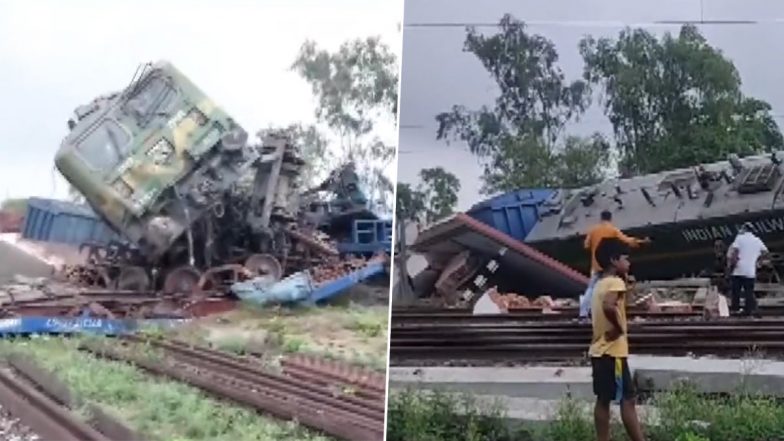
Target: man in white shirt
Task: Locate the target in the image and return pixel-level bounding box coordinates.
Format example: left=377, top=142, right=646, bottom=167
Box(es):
left=727, top=222, right=768, bottom=316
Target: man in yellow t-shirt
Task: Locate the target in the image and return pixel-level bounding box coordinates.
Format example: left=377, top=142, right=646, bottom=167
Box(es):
left=589, top=237, right=645, bottom=441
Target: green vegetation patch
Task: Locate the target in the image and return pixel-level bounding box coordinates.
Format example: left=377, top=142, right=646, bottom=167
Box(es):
left=387, top=385, right=784, bottom=441
left=170, top=303, right=388, bottom=369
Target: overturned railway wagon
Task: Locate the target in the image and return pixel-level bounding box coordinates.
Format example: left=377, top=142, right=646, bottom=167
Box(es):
left=524, top=151, right=784, bottom=281
left=55, top=60, right=326, bottom=292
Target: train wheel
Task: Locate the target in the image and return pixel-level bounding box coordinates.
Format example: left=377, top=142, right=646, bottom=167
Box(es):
left=163, top=266, right=202, bottom=295
left=244, top=254, right=283, bottom=281
left=197, top=264, right=248, bottom=293
left=116, top=266, right=151, bottom=291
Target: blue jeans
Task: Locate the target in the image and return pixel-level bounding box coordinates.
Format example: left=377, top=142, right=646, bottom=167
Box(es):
left=579, top=272, right=600, bottom=318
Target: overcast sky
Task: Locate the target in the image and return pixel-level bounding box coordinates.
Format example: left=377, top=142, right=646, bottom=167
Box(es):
left=0, top=0, right=400, bottom=201
left=398, top=0, right=784, bottom=210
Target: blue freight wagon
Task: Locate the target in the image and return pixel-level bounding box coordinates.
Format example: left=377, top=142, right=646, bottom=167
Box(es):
left=22, top=197, right=122, bottom=246
left=336, top=219, right=393, bottom=256
left=466, top=189, right=556, bottom=242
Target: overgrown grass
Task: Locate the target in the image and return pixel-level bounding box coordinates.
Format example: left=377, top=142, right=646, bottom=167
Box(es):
left=386, top=389, right=527, bottom=441
left=168, top=303, right=388, bottom=368
left=0, top=336, right=332, bottom=441
left=345, top=309, right=386, bottom=338
left=648, top=383, right=784, bottom=441
left=386, top=385, right=784, bottom=441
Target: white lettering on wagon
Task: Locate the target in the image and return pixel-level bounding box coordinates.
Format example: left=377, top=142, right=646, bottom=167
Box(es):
left=0, top=318, right=21, bottom=332
left=681, top=217, right=784, bottom=243
left=45, top=318, right=104, bottom=330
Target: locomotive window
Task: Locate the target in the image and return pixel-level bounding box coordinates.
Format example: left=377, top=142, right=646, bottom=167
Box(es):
left=124, top=76, right=178, bottom=121
left=76, top=119, right=131, bottom=172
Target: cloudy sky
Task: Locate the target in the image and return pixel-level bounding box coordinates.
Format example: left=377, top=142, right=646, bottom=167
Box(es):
left=0, top=0, right=400, bottom=201
left=398, top=0, right=784, bottom=210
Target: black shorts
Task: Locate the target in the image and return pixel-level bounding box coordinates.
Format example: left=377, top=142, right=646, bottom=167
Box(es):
left=591, top=356, right=635, bottom=404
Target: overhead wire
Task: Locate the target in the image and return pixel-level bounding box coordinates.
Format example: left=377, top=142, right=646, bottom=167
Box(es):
left=403, top=18, right=784, bottom=29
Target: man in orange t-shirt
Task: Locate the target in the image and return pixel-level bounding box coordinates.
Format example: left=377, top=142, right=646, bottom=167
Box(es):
left=579, top=210, right=650, bottom=318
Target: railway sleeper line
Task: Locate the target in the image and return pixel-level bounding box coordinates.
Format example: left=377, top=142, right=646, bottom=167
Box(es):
left=80, top=339, right=385, bottom=441
left=123, top=336, right=385, bottom=418
left=390, top=317, right=784, bottom=363
left=0, top=359, right=114, bottom=441
left=146, top=337, right=386, bottom=399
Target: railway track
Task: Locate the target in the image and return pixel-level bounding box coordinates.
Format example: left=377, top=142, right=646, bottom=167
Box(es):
left=0, top=368, right=109, bottom=441
left=391, top=304, right=784, bottom=323
left=390, top=311, right=784, bottom=364
left=80, top=337, right=386, bottom=441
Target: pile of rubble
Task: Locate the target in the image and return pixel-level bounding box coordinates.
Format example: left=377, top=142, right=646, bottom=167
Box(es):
left=309, top=253, right=387, bottom=287
left=475, top=287, right=577, bottom=314
left=473, top=278, right=730, bottom=317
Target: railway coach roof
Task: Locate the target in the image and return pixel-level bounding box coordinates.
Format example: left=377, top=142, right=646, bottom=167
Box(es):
left=411, top=213, right=588, bottom=297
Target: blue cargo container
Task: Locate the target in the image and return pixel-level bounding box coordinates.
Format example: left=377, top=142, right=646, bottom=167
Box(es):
left=466, top=189, right=556, bottom=242
left=22, top=197, right=121, bottom=246
left=337, top=219, right=393, bottom=255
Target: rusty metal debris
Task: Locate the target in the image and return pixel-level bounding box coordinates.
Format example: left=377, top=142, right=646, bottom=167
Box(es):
left=1, top=252, right=384, bottom=320
left=0, top=279, right=230, bottom=319
left=281, top=354, right=386, bottom=402
left=62, top=265, right=112, bottom=289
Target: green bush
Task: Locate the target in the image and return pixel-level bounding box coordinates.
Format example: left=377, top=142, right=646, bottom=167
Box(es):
left=386, top=389, right=524, bottom=441
left=649, top=383, right=784, bottom=441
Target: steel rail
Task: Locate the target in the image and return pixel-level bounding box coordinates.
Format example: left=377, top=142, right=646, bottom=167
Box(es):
left=0, top=368, right=109, bottom=441
left=80, top=340, right=384, bottom=441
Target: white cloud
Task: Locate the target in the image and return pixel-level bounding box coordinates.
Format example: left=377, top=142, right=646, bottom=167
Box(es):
left=0, top=0, right=402, bottom=200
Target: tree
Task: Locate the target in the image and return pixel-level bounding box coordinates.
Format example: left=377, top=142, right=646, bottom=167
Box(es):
left=580, top=24, right=784, bottom=176
left=395, top=183, right=426, bottom=222
left=418, top=167, right=461, bottom=223
left=436, top=14, right=609, bottom=194
left=395, top=168, right=461, bottom=225
left=0, top=198, right=27, bottom=214
left=482, top=134, right=609, bottom=191
left=292, top=37, right=399, bottom=210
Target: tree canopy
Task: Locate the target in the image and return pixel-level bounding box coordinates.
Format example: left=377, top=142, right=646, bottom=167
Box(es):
left=580, top=24, right=783, bottom=176
left=436, top=16, right=783, bottom=192
left=292, top=37, right=398, bottom=210
left=0, top=198, right=27, bottom=214
left=435, top=14, right=609, bottom=194
left=396, top=167, right=461, bottom=224
left=395, top=183, right=425, bottom=221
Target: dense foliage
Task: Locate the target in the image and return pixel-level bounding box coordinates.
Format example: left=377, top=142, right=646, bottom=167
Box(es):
left=434, top=15, right=782, bottom=192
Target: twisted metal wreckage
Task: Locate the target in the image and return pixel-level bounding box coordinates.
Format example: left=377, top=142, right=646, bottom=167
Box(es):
left=54, top=60, right=385, bottom=296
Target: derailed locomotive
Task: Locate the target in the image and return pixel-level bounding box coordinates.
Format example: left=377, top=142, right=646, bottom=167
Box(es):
left=524, top=151, right=784, bottom=281
left=56, top=60, right=350, bottom=292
